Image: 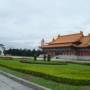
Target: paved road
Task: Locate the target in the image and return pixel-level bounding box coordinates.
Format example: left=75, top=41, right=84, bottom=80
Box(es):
left=0, top=74, right=33, bottom=90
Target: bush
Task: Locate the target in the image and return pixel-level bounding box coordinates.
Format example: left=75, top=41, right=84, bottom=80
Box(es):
left=20, top=60, right=67, bottom=65
left=0, top=57, right=13, bottom=60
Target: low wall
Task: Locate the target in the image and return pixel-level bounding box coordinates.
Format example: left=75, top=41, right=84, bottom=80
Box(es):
left=52, top=55, right=90, bottom=60
left=78, top=56, right=90, bottom=60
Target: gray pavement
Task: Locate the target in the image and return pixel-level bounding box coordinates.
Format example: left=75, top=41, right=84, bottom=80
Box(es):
left=0, top=74, right=33, bottom=90
left=0, top=71, right=51, bottom=90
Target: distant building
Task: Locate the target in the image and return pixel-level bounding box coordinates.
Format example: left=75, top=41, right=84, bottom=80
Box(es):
left=40, top=31, right=90, bottom=60
left=0, top=44, right=5, bottom=56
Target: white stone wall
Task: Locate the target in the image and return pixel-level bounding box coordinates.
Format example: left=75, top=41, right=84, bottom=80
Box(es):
left=0, top=47, right=4, bottom=55
left=53, top=55, right=90, bottom=60
left=78, top=56, right=90, bottom=60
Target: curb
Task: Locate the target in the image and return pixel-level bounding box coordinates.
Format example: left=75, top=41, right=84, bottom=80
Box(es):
left=0, top=70, right=51, bottom=90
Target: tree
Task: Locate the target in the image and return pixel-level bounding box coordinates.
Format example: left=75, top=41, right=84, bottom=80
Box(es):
left=4, top=48, right=42, bottom=57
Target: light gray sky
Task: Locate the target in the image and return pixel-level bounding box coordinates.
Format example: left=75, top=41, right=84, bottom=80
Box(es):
left=0, top=0, right=90, bottom=49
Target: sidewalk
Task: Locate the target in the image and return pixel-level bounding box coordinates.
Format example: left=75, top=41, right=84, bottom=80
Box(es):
left=0, top=71, right=51, bottom=90
left=0, top=74, right=32, bottom=90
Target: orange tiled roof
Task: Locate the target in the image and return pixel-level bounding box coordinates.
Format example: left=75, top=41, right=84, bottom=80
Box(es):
left=41, top=32, right=90, bottom=48
left=41, top=43, right=73, bottom=48
left=50, top=32, right=83, bottom=44
left=77, top=35, right=90, bottom=47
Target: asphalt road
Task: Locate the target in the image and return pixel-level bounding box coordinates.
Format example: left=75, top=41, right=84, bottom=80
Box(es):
left=0, top=74, right=33, bottom=90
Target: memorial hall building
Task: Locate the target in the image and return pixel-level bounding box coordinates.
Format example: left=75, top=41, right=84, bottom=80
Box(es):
left=40, top=31, right=90, bottom=60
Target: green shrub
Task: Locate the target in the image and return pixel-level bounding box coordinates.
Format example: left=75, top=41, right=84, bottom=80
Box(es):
left=20, top=60, right=67, bottom=65
left=0, top=57, right=13, bottom=60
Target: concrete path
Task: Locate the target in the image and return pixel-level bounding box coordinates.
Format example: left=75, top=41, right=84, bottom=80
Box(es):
left=0, top=71, right=50, bottom=90
left=0, top=74, right=33, bottom=90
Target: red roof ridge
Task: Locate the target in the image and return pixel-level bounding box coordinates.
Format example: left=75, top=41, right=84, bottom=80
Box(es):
left=59, top=32, right=83, bottom=37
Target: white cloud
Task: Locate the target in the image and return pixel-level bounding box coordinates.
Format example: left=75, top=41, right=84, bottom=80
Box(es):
left=0, top=0, right=90, bottom=49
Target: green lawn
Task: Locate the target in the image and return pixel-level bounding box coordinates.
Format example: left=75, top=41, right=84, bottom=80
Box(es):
left=0, top=59, right=90, bottom=90
left=0, top=59, right=90, bottom=85
left=0, top=66, right=90, bottom=90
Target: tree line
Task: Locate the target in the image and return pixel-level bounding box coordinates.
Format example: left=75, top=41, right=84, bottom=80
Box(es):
left=4, top=48, right=43, bottom=57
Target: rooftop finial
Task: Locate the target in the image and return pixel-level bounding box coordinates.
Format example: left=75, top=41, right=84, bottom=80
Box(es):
left=41, top=38, right=45, bottom=46
left=80, top=31, right=83, bottom=34
left=58, top=34, right=60, bottom=38
left=52, top=38, right=55, bottom=41
left=88, top=33, right=90, bottom=37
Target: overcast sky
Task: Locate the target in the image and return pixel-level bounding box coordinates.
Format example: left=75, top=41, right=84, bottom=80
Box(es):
left=0, top=0, right=90, bottom=49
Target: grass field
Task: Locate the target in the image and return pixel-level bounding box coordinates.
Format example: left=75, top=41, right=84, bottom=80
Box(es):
left=0, top=59, right=90, bottom=90
left=0, top=66, right=90, bottom=90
